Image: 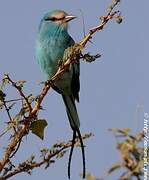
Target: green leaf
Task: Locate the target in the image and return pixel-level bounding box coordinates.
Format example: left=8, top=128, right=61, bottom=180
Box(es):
left=30, top=119, right=48, bottom=140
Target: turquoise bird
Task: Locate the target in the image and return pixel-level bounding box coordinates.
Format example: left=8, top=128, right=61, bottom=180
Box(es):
left=36, top=10, right=85, bottom=178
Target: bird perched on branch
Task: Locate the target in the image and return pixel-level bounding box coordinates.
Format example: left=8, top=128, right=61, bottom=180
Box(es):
left=36, top=10, right=85, bottom=178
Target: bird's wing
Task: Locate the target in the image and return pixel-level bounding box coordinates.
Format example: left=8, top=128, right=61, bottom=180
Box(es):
left=53, top=35, right=80, bottom=101
left=71, top=62, right=80, bottom=102
left=68, top=37, right=80, bottom=102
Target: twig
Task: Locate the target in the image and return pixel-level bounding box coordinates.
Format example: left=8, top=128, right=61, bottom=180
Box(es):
left=1, top=133, right=92, bottom=179
left=5, top=98, right=23, bottom=103
left=3, top=100, right=16, bottom=133
left=3, top=102, right=13, bottom=123
left=80, top=11, right=120, bottom=47
left=9, top=138, right=22, bottom=159
left=6, top=75, right=32, bottom=113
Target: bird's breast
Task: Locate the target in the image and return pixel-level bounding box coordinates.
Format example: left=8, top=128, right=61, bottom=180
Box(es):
left=36, top=32, right=74, bottom=94
left=36, top=35, right=67, bottom=77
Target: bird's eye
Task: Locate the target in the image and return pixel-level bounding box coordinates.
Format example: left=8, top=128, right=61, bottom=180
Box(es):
left=44, top=16, right=57, bottom=21
left=49, top=17, right=57, bottom=21
left=44, top=16, right=65, bottom=22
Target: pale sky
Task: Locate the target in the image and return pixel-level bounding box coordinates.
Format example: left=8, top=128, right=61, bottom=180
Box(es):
left=0, top=0, right=148, bottom=179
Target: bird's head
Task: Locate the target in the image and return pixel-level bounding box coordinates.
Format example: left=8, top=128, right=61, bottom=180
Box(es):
left=42, top=10, right=76, bottom=29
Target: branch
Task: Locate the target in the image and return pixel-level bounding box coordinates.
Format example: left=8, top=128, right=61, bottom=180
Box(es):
left=1, top=133, right=93, bottom=179
left=6, top=75, right=32, bottom=113
left=80, top=10, right=120, bottom=47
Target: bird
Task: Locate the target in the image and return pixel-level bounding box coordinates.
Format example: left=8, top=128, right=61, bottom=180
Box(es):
left=35, top=10, right=85, bottom=179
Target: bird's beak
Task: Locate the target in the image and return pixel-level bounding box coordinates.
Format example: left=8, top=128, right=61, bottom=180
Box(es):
left=65, top=15, right=76, bottom=22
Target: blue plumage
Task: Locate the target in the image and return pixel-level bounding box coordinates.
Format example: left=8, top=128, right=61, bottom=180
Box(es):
left=36, top=10, right=85, bottom=178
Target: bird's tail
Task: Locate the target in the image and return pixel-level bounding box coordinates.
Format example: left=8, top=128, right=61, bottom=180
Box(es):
left=62, top=94, right=86, bottom=179
left=62, top=94, right=80, bottom=130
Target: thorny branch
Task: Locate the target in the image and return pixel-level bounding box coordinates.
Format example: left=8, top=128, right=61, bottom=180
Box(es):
left=0, top=0, right=122, bottom=176
left=83, top=130, right=146, bottom=180
left=0, top=133, right=93, bottom=179
left=5, top=76, right=32, bottom=113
